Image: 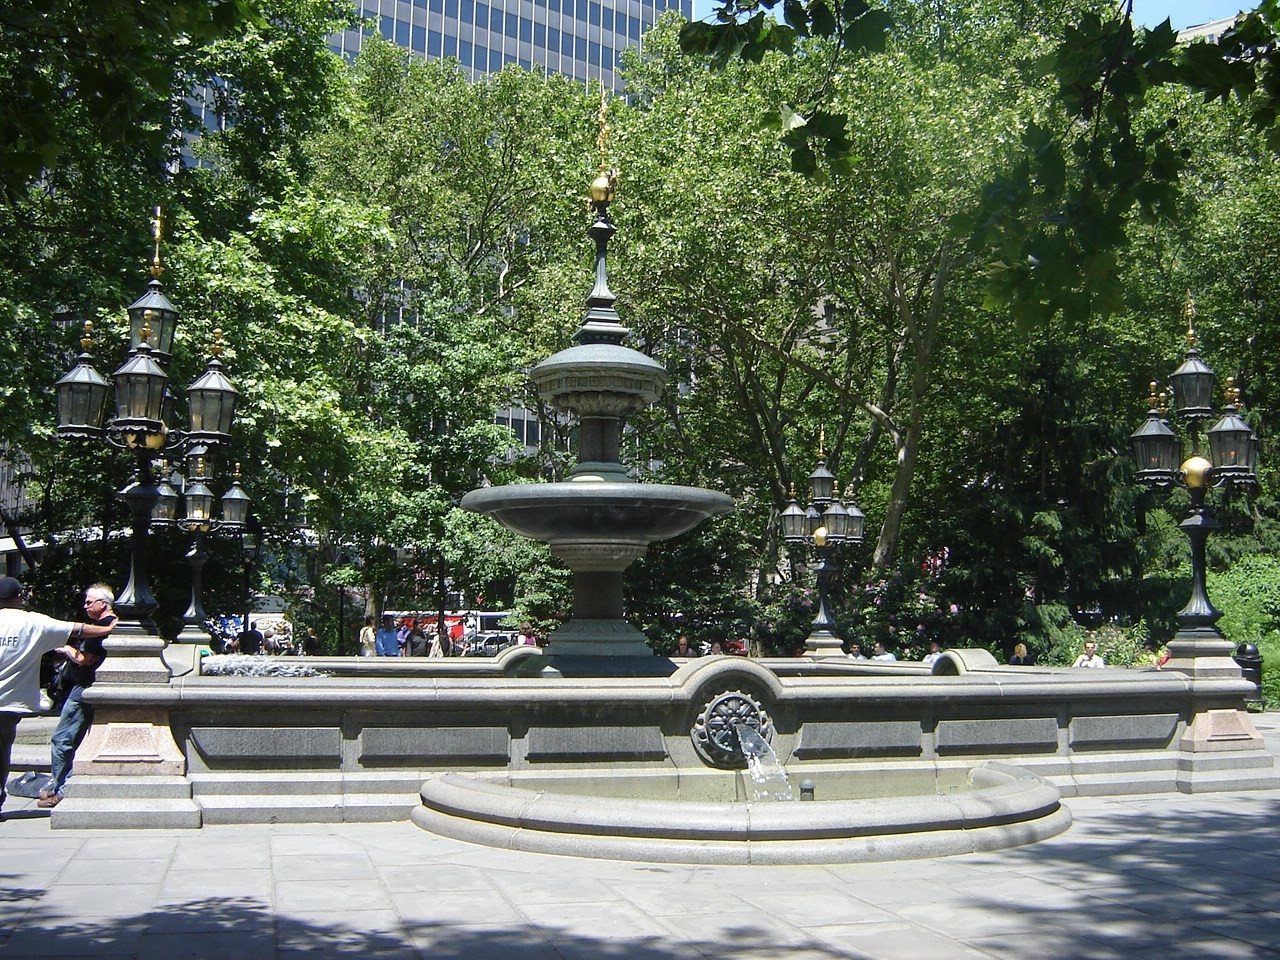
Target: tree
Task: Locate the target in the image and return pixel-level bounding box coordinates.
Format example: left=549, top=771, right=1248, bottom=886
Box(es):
left=680, top=0, right=1280, bottom=326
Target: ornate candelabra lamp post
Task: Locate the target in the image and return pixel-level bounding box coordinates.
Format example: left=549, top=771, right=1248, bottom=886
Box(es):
left=153, top=454, right=251, bottom=644
left=1130, top=297, right=1260, bottom=678
left=54, top=210, right=241, bottom=661
left=780, top=448, right=865, bottom=658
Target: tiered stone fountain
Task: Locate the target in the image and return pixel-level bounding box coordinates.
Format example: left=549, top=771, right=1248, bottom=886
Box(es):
left=460, top=172, right=732, bottom=671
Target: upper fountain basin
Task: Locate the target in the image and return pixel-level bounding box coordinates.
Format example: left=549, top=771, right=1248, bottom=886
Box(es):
left=531, top=342, right=668, bottom=418
left=460, top=481, right=734, bottom=543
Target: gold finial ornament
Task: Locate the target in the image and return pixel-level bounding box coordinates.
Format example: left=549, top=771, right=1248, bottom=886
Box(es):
left=788, top=482, right=797, bottom=499
left=1147, top=381, right=1160, bottom=409
left=588, top=86, right=617, bottom=203
left=140, top=312, right=153, bottom=344
left=211, top=327, right=225, bottom=358
left=1181, top=455, right=1212, bottom=489
left=150, top=206, right=165, bottom=279
left=1225, top=376, right=1241, bottom=406
left=1183, top=291, right=1197, bottom=347
left=818, top=425, right=826, bottom=459
left=80, top=320, right=94, bottom=353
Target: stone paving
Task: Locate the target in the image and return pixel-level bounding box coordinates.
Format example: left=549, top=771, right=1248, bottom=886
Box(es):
left=2, top=717, right=1279, bottom=960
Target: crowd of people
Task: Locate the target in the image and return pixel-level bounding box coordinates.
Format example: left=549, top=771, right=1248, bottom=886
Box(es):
left=359, top=615, right=539, bottom=657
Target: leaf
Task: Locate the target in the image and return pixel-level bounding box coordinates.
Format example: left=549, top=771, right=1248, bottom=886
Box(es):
left=842, top=9, right=893, bottom=53
left=810, top=1, right=837, bottom=37
left=779, top=102, right=808, bottom=131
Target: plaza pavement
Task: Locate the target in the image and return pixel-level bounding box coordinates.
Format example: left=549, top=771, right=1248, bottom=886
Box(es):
left=2, top=717, right=1280, bottom=960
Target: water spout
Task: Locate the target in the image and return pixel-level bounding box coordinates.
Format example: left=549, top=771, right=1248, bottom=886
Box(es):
left=732, top=722, right=797, bottom=802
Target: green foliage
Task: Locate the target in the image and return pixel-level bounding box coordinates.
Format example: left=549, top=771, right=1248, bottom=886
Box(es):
left=628, top=515, right=764, bottom=651
left=1209, top=554, right=1280, bottom=705
left=684, top=0, right=1280, bottom=325
left=751, top=581, right=810, bottom=656
left=843, top=568, right=959, bottom=658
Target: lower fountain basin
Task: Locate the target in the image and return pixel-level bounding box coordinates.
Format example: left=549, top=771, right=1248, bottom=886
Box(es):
left=413, top=761, right=1071, bottom=864
left=460, top=482, right=734, bottom=544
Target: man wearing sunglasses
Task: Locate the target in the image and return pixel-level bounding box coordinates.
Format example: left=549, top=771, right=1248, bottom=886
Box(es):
left=38, top=584, right=118, bottom=808
left=0, top=577, right=116, bottom=819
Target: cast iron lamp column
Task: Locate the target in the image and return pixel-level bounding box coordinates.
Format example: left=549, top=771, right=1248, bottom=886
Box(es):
left=154, top=457, right=251, bottom=644
left=53, top=210, right=240, bottom=658
left=780, top=457, right=866, bottom=658
left=1130, top=298, right=1260, bottom=678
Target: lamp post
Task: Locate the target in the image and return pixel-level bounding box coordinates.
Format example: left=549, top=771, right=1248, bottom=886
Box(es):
left=54, top=209, right=240, bottom=654
left=1130, top=296, right=1260, bottom=678
left=153, top=456, right=251, bottom=644
left=240, top=516, right=264, bottom=644
left=780, top=452, right=866, bottom=658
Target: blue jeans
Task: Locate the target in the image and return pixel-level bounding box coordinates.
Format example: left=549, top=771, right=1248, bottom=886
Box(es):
left=0, top=714, right=17, bottom=808
left=49, top=687, right=94, bottom=795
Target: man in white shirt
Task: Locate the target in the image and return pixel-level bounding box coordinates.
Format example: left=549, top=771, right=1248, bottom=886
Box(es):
left=871, top=641, right=897, bottom=662
left=1073, top=640, right=1106, bottom=668
left=0, top=577, right=116, bottom=817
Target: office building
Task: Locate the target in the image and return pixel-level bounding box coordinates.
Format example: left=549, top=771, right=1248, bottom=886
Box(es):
left=331, top=0, right=692, bottom=89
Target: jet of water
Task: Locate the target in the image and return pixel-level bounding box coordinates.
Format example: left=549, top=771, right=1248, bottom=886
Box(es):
left=732, top=722, right=797, bottom=802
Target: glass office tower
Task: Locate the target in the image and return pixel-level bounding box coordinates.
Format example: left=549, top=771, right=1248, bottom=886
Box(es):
left=331, top=0, right=693, bottom=89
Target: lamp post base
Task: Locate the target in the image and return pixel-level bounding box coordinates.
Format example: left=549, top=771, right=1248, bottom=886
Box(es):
left=803, top=628, right=847, bottom=658
left=1162, top=625, right=1241, bottom=680
left=98, top=620, right=172, bottom=684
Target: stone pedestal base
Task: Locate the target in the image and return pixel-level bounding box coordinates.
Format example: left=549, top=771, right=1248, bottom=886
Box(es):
left=545, top=618, right=654, bottom=657
left=52, top=707, right=199, bottom=829
left=72, top=708, right=185, bottom=776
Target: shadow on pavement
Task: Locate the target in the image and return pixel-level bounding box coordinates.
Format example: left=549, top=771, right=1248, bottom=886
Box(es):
left=2, top=895, right=856, bottom=960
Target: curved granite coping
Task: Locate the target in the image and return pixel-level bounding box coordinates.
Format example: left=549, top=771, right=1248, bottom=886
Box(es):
left=82, top=662, right=1252, bottom=708
left=412, top=761, right=1072, bottom=864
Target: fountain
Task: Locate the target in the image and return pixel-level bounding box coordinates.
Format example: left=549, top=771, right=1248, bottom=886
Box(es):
left=459, top=168, right=731, bottom=671
left=54, top=120, right=1278, bottom=856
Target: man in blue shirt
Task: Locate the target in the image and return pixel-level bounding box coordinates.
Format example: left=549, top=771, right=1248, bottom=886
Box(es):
left=374, top=615, right=400, bottom=657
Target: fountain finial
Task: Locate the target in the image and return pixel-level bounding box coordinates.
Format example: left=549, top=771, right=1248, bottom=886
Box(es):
left=589, top=87, right=617, bottom=205
left=579, top=91, right=625, bottom=346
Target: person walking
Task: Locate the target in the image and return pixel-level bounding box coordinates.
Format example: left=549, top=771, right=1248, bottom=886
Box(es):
left=0, top=577, right=115, bottom=819
left=358, top=617, right=376, bottom=657
left=39, top=583, right=118, bottom=808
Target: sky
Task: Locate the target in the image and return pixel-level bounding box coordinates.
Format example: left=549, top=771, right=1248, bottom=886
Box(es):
left=688, top=0, right=1254, bottom=32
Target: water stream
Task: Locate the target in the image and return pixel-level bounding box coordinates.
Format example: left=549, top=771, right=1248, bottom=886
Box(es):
left=732, top=722, right=797, bottom=802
